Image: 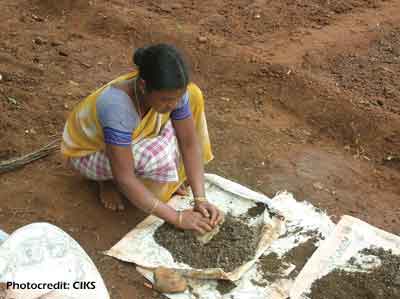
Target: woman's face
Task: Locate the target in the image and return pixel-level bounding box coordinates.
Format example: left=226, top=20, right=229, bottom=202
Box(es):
left=145, top=88, right=187, bottom=114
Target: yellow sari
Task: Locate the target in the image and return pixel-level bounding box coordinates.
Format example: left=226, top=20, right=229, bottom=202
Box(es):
left=62, top=71, right=213, bottom=202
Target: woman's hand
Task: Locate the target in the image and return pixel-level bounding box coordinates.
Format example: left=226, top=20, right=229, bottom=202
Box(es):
left=174, top=209, right=213, bottom=235
left=194, top=201, right=224, bottom=227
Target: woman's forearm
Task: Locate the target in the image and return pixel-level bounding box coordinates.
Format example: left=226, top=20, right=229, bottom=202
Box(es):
left=179, top=137, right=205, bottom=198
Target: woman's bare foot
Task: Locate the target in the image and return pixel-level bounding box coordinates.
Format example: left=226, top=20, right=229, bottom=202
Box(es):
left=98, top=181, right=125, bottom=211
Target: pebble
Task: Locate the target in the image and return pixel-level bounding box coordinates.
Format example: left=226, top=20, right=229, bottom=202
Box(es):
left=197, top=36, right=207, bottom=43
left=51, top=40, right=63, bottom=47
left=7, top=97, right=17, bottom=105
left=0, top=73, right=2, bottom=81
left=33, top=37, right=47, bottom=45
left=31, top=14, right=44, bottom=22
left=58, top=50, right=68, bottom=57
left=313, top=182, right=324, bottom=190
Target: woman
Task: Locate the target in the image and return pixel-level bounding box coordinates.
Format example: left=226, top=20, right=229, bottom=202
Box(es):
left=61, top=44, right=222, bottom=234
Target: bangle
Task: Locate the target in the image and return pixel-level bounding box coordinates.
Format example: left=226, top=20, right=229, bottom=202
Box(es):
left=178, top=211, right=183, bottom=226
left=149, top=200, right=159, bottom=214
left=194, top=196, right=207, bottom=203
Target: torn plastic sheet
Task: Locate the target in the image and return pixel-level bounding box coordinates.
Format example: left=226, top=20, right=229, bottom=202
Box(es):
left=106, top=174, right=335, bottom=298
left=290, top=215, right=400, bottom=299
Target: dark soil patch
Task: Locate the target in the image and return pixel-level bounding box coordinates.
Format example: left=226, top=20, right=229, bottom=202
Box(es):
left=258, top=237, right=318, bottom=280
left=258, top=252, right=282, bottom=280
left=284, top=237, right=318, bottom=277
left=216, top=280, right=237, bottom=295
left=247, top=202, right=266, bottom=217
left=309, top=247, right=400, bottom=299
left=154, top=215, right=261, bottom=272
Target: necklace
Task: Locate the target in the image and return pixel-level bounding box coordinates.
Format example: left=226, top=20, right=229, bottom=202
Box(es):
left=132, top=78, right=143, bottom=119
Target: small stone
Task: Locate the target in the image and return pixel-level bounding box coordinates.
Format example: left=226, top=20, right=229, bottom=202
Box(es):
left=0, top=74, right=3, bottom=81
left=33, top=37, right=47, bottom=45
left=31, top=14, right=44, bottom=22
left=7, top=97, right=17, bottom=105
left=58, top=50, right=68, bottom=57
left=154, top=267, right=187, bottom=293
left=253, top=14, right=261, bottom=19
left=197, top=36, right=207, bottom=43
left=51, top=40, right=63, bottom=47
left=64, top=103, right=69, bottom=109
left=313, top=182, right=324, bottom=190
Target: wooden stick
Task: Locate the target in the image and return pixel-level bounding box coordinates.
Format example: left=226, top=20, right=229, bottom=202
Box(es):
left=0, top=140, right=59, bottom=174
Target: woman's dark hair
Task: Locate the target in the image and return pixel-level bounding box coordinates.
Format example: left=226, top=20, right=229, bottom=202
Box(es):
left=133, top=44, right=190, bottom=92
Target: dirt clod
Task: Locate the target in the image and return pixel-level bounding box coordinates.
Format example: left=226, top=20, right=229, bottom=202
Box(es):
left=216, top=280, right=236, bottom=295
left=247, top=202, right=266, bottom=217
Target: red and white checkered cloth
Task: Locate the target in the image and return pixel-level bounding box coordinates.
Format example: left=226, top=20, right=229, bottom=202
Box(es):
left=70, top=121, right=180, bottom=182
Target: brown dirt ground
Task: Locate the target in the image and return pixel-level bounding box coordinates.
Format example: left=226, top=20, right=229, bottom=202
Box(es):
left=1, top=0, right=400, bottom=298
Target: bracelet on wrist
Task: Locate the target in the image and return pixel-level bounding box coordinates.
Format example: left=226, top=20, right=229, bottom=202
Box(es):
left=149, top=199, right=159, bottom=214
left=194, top=196, right=207, bottom=203
left=178, top=211, right=183, bottom=226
